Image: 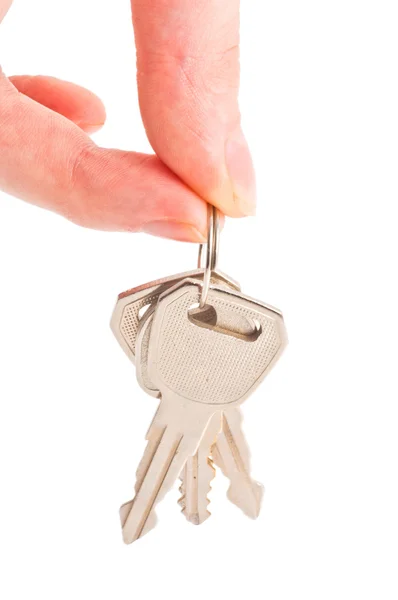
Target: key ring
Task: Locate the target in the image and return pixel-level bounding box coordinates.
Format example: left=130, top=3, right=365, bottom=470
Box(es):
left=197, top=205, right=220, bottom=308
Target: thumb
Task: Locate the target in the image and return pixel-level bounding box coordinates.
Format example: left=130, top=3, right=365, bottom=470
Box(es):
left=131, top=0, right=256, bottom=218
left=0, top=71, right=207, bottom=242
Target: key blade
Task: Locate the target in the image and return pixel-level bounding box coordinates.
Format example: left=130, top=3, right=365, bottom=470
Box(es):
left=120, top=406, right=165, bottom=533
left=212, top=410, right=263, bottom=519
left=180, top=413, right=221, bottom=525
left=121, top=398, right=215, bottom=544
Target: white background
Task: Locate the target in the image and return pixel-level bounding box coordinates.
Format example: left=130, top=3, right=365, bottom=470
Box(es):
left=1, top=1, right=397, bottom=598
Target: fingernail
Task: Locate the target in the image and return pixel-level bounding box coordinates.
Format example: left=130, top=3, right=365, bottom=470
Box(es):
left=225, top=126, right=257, bottom=216
left=142, top=220, right=206, bottom=243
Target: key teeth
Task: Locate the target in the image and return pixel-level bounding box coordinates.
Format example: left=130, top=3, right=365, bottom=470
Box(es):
left=178, top=493, right=186, bottom=510
left=119, top=421, right=167, bottom=543
left=178, top=474, right=186, bottom=510
left=205, top=456, right=216, bottom=518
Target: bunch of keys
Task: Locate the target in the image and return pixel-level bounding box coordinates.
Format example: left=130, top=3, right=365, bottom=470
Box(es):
left=110, top=207, right=288, bottom=543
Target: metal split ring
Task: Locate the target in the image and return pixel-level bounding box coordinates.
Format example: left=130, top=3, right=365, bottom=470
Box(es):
left=197, top=205, right=220, bottom=308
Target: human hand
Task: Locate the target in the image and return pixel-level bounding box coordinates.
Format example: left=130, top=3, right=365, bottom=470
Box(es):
left=0, top=0, right=255, bottom=242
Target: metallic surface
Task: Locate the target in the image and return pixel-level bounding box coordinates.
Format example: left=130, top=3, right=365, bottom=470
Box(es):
left=120, top=280, right=287, bottom=542
left=110, top=268, right=239, bottom=364
left=179, top=414, right=220, bottom=525
left=212, top=410, right=263, bottom=519
left=135, top=292, right=267, bottom=523
left=121, top=398, right=222, bottom=543
left=148, top=280, right=286, bottom=406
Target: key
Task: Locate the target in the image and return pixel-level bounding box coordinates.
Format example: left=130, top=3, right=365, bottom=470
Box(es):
left=121, top=278, right=287, bottom=543
left=128, top=305, right=220, bottom=525
left=136, top=303, right=264, bottom=522
left=110, top=268, right=240, bottom=365
left=119, top=274, right=240, bottom=525
left=121, top=304, right=221, bottom=531
left=122, top=304, right=222, bottom=525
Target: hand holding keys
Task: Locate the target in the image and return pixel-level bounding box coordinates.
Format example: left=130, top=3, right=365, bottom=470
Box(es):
left=111, top=207, right=288, bottom=543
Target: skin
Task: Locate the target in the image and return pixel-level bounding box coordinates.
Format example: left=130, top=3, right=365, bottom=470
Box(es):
left=0, top=0, right=255, bottom=242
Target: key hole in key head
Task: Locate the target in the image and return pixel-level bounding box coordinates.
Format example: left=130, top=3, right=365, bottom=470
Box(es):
left=188, top=304, right=262, bottom=342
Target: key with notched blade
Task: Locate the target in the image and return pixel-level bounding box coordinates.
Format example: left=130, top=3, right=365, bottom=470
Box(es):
left=120, top=303, right=220, bottom=534
left=133, top=291, right=268, bottom=523
left=121, top=294, right=244, bottom=527
left=120, top=278, right=287, bottom=543
left=121, top=305, right=219, bottom=526
left=110, top=268, right=240, bottom=365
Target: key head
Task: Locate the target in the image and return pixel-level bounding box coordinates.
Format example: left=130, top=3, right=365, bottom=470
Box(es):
left=110, top=269, right=240, bottom=364
left=148, top=279, right=288, bottom=408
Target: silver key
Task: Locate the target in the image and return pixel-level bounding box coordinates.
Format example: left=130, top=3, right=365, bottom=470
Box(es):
left=110, top=269, right=240, bottom=364
left=123, top=300, right=233, bottom=526
left=135, top=300, right=266, bottom=522
left=121, top=279, right=287, bottom=543
left=133, top=305, right=219, bottom=525
left=121, top=301, right=220, bottom=536
left=119, top=274, right=239, bottom=526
